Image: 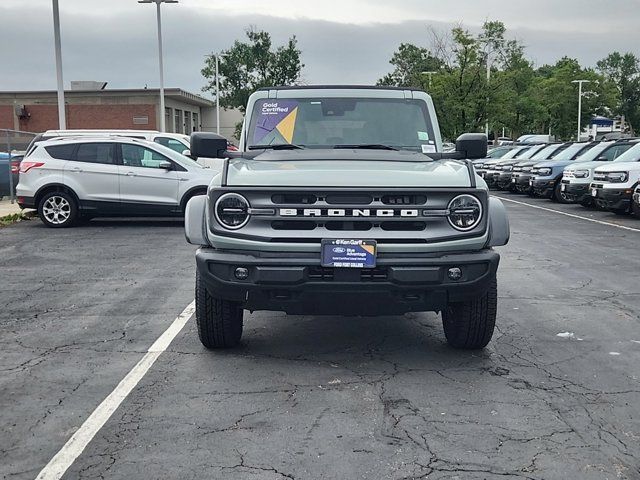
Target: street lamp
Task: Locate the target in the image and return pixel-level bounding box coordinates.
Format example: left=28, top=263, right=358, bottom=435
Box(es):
left=138, top=0, right=178, bottom=133
left=52, top=0, right=66, bottom=129
left=572, top=80, right=591, bottom=141
left=485, top=53, right=492, bottom=138
left=214, top=53, right=227, bottom=135
left=421, top=71, right=437, bottom=90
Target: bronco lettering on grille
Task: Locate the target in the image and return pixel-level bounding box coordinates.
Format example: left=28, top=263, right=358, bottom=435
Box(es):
left=279, top=208, right=419, bottom=217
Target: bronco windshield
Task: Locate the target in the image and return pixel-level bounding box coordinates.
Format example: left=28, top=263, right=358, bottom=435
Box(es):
left=247, top=97, right=437, bottom=152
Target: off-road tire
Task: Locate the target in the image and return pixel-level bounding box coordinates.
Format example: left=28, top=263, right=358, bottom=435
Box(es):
left=37, top=191, right=79, bottom=228
left=612, top=206, right=629, bottom=216
left=632, top=200, right=640, bottom=218
left=552, top=181, right=565, bottom=203
left=442, top=278, right=497, bottom=349
left=195, top=270, right=243, bottom=348
left=580, top=198, right=594, bottom=208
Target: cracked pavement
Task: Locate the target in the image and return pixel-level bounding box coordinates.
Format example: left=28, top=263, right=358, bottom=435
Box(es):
left=1, top=196, right=640, bottom=480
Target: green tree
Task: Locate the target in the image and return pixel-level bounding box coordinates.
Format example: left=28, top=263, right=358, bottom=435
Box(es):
left=377, top=43, right=443, bottom=88
left=597, top=52, right=640, bottom=132
left=535, top=57, right=614, bottom=140
left=202, top=27, right=304, bottom=136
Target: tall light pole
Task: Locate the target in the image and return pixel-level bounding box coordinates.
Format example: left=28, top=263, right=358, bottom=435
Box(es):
left=572, top=79, right=590, bottom=141
left=215, top=54, right=227, bottom=135
left=138, top=0, right=178, bottom=132
left=485, top=53, right=492, bottom=138
left=52, top=0, right=66, bottom=129
left=421, top=71, right=437, bottom=90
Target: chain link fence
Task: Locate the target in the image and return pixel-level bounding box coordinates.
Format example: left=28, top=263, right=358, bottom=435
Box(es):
left=1, top=129, right=37, bottom=203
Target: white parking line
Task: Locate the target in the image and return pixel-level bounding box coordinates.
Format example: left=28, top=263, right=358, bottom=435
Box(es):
left=493, top=195, right=640, bottom=233
left=35, top=301, right=196, bottom=480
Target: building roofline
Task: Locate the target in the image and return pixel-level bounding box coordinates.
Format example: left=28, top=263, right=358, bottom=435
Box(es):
left=0, top=88, right=215, bottom=107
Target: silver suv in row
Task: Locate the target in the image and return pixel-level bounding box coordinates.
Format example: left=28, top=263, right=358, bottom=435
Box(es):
left=16, top=137, right=217, bottom=227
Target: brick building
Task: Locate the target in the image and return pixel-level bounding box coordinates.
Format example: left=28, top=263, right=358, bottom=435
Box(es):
left=0, top=84, right=218, bottom=135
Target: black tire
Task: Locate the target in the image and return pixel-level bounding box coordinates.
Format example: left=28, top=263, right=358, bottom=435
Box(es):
left=442, top=278, right=497, bottom=349
left=37, top=191, right=78, bottom=228
left=632, top=201, right=640, bottom=218
left=195, top=270, right=243, bottom=348
left=580, top=198, right=594, bottom=208
left=551, top=181, right=565, bottom=203
left=612, top=207, right=629, bottom=216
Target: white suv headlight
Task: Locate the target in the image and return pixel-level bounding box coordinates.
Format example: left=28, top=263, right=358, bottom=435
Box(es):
left=573, top=169, right=589, bottom=178
left=607, top=171, right=629, bottom=183
left=537, top=167, right=552, bottom=176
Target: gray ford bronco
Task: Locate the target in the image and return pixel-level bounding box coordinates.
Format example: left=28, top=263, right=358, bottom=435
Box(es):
left=185, top=86, right=509, bottom=350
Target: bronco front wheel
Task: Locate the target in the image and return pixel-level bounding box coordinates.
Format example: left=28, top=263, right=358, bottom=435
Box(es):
left=195, top=270, right=243, bottom=348
left=442, top=278, right=497, bottom=349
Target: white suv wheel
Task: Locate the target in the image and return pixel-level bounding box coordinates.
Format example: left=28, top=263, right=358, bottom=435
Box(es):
left=38, top=192, right=78, bottom=228
left=42, top=196, right=71, bottom=225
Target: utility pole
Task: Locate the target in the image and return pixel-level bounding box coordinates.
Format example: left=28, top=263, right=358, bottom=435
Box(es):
left=485, top=55, right=491, bottom=139
left=52, top=0, right=66, bottom=129
left=139, top=0, right=179, bottom=132
left=572, top=80, right=590, bottom=141
left=215, top=54, right=227, bottom=135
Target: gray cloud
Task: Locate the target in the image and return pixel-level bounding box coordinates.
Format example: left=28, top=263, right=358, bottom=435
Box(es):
left=1, top=3, right=639, bottom=97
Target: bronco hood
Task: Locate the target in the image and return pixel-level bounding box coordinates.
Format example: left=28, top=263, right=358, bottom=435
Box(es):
left=225, top=149, right=473, bottom=187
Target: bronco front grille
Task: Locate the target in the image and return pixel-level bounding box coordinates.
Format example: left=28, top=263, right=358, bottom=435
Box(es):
left=210, top=188, right=488, bottom=243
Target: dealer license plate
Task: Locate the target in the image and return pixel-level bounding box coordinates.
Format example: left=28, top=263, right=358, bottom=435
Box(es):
left=592, top=188, right=598, bottom=197
left=561, top=184, right=566, bottom=192
left=511, top=178, right=516, bottom=183
left=529, top=179, right=533, bottom=186
left=321, top=239, right=377, bottom=268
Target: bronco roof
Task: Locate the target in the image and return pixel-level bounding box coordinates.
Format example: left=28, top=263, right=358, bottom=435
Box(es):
left=257, top=85, right=424, bottom=92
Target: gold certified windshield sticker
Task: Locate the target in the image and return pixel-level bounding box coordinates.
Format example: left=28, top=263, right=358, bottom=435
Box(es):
left=275, top=107, right=298, bottom=143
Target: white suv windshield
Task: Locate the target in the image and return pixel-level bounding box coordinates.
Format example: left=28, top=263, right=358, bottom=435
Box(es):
left=247, top=97, right=436, bottom=151
left=612, top=143, right=640, bottom=162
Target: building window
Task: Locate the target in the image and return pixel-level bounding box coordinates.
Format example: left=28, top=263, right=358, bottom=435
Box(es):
left=165, top=107, right=172, bottom=132
left=174, top=109, right=182, bottom=134
left=184, top=111, right=192, bottom=134
left=192, top=112, right=199, bottom=132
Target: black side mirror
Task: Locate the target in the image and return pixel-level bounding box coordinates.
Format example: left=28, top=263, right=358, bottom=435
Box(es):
left=190, top=132, right=228, bottom=159
left=158, top=161, right=172, bottom=169
left=456, top=133, right=488, bottom=159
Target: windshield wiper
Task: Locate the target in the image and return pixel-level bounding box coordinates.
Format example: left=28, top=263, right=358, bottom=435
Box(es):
left=248, top=143, right=305, bottom=150
left=334, top=144, right=399, bottom=151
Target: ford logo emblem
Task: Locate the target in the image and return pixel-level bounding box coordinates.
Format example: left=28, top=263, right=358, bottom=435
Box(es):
left=332, top=247, right=346, bottom=253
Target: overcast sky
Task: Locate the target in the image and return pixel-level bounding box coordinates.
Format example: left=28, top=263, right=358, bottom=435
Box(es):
left=1, top=0, right=639, bottom=98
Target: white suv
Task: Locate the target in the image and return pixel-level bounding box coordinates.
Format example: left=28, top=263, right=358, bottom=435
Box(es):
left=590, top=142, right=640, bottom=214
left=16, top=136, right=218, bottom=227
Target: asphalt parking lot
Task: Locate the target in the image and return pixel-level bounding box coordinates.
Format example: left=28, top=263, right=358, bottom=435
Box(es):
left=2, top=194, right=640, bottom=480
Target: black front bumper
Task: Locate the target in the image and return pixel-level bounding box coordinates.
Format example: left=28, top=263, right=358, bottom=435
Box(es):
left=560, top=181, right=589, bottom=203
left=196, top=248, right=500, bottom=315
left=496, top=172, right=514, bottom=189
left=591, top=186, right=633, bottom=211
left=531, top=177, right=556, bottom=198
left=513, top=173, right=533, bottom=193
left=481, top=171, right=499, bottom=189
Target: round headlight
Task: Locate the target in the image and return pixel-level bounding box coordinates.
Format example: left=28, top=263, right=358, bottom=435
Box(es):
left=448, top=195, right=483, bottom=231
left=573, top=169, right=589, bottom=178
left=215, top=193, right=250, bottom=229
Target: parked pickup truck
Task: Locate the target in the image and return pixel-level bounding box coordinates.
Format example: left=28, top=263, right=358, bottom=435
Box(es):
left=184, top=86, right=510, bottom=350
